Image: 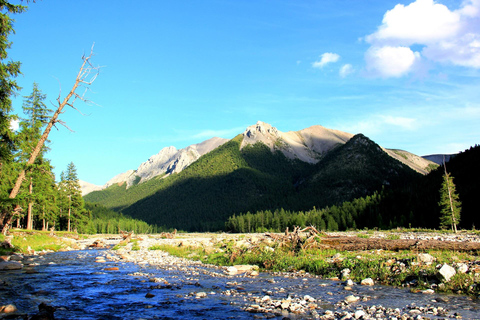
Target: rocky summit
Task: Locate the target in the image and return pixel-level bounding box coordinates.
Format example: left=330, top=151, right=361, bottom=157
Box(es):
left=81, top=137, right=227, bottom=195
left=241, top=121, right=353, bottom=164
left=82, top=121, right=438, bottom=196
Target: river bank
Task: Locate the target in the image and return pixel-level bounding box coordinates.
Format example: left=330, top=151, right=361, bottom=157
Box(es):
left=1, top=230, right=479, bottom=319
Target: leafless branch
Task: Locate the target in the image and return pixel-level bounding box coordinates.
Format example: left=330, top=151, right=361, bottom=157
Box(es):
left=1, top=44, right=100, bottom=234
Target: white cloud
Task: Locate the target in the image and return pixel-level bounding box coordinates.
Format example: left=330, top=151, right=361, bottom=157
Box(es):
left=365, top=0, right=480, bottom=77
left=366, top=0, right=460, bottom=45
left=9, top=119, right=19, bottom=131
left=339, top=64, right=354, bottom=77
left=312, top=52, right=340, bottom=68
left=365, top=46, right=421, bottom=77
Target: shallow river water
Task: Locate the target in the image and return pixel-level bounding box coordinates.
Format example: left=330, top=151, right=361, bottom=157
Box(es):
left=1, top=249, right=479, bottom=319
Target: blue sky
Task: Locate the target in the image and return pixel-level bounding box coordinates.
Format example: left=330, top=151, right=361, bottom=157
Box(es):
left=8, top=0, right=480, bottom=185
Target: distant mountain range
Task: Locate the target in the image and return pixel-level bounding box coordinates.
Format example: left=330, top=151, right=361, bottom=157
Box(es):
left=84, top=121, right=443, bottom=231
left=81, top=121, right=437, bottom=195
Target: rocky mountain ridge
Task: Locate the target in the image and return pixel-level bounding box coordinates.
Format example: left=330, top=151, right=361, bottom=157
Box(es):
left=81, top=137, right=228, bottom=195
left=81, top=121, right=437, bottom=195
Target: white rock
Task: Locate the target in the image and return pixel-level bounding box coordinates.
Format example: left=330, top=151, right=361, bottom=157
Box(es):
left=418, top=253, right=435, bottom=264
left=360, top=278, right=374, bottom=286
left=344, top=295, right=359, bottom=303
left=355, top=310, right=366, bottom=319
left=456, top=263, right=469, bottom=274
left=422, top=289, right=435, bottom=294
left=439, top=263, right=456, bottom=282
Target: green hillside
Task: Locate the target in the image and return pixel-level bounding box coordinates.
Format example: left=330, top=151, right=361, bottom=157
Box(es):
left=85, top=133, right=421, bottom=231
left=294, top=134, right=420, bottom=210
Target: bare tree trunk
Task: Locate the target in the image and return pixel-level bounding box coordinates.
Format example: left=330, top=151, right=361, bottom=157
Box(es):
left=42, top=205, right=46, bottom=231
left=444, top=159, right=458, bottom=234
left=27, top=177, right=33, bottom=230
left=1, top=46, right=99, bottom=234
left=67, top=195, right=71, bottom=232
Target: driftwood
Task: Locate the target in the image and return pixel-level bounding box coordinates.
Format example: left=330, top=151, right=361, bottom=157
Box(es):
left=119, top=229, right=134, bottom=241
left=264, top=227, right=480, bottom=252
left=265, top=226, right=323, bottom=250
left=317, top=236, right=480, bottom=252
left=160, top=229, right=177, bottom=239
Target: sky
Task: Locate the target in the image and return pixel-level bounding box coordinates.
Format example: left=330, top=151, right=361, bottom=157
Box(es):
left=7, top=0, right=480, bottom=186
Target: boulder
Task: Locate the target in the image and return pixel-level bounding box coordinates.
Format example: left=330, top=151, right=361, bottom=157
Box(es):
left=0, top=304, right=17, bottom=313
left=360, top=278, right=374, bottom=286
left=0, top=261, right=23, bottom=270
left=439, top=263, right=456, bottom=282
left=29, top=302, right=55, bottom=320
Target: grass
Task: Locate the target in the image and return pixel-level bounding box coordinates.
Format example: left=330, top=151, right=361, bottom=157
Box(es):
left=0, top=230, right=72, bottom=254
left=153, top=238, right=480, bottom=297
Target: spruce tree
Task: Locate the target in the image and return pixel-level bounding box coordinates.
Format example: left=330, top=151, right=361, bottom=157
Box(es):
left=15, top=82, right=52, bottom=229
left=58, top=162, right=88, bottom=232
left=0, top=1, right=26, bottom=163
left=439, top=170, right=461, bottom=233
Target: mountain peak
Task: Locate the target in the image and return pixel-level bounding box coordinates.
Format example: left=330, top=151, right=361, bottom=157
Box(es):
left=241, top=121, right=353, bottom=164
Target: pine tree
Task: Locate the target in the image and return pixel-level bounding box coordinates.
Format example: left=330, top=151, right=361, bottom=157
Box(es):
left=0, top=1, right=26, bottom=163
left=0, top=1, right=27, bottom=230
left=58, top=162, right=87, bottom=232
left=439, top=168, right=461, bottom=233
left=15, top=83, right=52, bottom=229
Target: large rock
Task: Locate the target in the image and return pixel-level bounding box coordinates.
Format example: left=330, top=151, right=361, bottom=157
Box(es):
left=0, top=261, right=23, bottom=270
left=360, top=278, right=374, bottom=286
left=439, top=263, right=456, bottom=282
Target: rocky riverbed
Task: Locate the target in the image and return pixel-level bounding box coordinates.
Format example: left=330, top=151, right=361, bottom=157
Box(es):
left=1, top=231, right=480, bottom=319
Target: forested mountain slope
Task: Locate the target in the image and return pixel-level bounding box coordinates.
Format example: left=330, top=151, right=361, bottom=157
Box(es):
left=85, top=132, right=422, bottom=231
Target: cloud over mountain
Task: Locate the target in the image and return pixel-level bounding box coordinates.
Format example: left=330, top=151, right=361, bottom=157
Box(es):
left=365, top=0, right=480, bottom=77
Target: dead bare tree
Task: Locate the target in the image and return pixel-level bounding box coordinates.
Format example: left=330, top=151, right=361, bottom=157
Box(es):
left=0, top=45, right=100, bottom=234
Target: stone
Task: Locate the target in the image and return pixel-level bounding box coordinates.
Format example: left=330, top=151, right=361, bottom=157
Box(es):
left=304, top=295, right=315, bottom=302
left=196, top=292, right=207, bottom=298
left=225, top=264, right=258, bottom=275
left=145, top=293, right=155, bottom=298
left=355, top=310, right=366, bottom=319
left=0, top=261, right=23, bottom=270
left=418, top=253, right=435, bottom=264
left=456, top=263, right=469, bottom=274
left=439, top=264, right=456, bottom=282
left=341, top=268, right=351, bottom=279
left=361, top=278, right=374, bottom=286
left=344, top=295, right=359, bottom=303
left=422, top=289, right=435, bottom=294
left=0, top=304, right=17, bottom=313
left=9, top=254, right=23, bottom=261
left=104, top=267, right=119, bottom=271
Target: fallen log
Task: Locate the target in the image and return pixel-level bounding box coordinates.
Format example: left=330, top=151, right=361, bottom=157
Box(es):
left=317, top=236, right=480, bottom=252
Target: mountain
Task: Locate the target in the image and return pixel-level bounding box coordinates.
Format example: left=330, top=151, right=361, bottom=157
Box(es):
left=79, top=180, right=103, bottom=196
left=422, top=154, right=456, bottom=165
left=85, top=121, right=434, bottom=231
left=241, top=121, right=353, bottom=163
left=81, top=137, right=228, bottom=195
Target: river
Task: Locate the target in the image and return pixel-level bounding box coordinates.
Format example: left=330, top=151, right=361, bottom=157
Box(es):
left=0, top=248, right=479, bottom=319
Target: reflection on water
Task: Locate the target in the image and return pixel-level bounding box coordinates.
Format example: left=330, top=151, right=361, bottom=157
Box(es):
left=0, top=249, right=479, bottom=319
